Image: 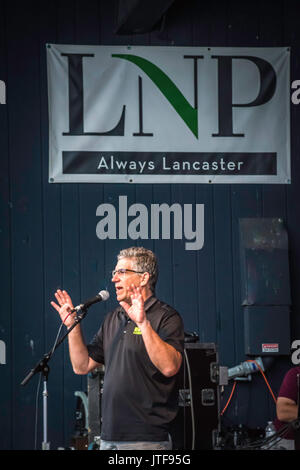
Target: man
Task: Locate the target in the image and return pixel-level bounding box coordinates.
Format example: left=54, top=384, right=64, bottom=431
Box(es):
left=51, top=247, right=184, bottom=450
left=273, top=366, right=300, bottom=450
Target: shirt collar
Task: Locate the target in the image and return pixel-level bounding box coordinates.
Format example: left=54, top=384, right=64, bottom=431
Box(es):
left=144, top=295, right=157, bottom=311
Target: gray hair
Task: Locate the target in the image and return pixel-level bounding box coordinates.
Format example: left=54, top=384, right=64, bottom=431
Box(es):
left=117, top=246, right=158, bottom=292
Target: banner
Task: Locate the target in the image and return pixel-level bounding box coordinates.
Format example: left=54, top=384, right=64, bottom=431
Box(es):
left=47, top=45, right=290, bottom=184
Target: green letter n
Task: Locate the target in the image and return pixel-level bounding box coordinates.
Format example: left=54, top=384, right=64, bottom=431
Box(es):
left=112, top=54, right=198, bottom=138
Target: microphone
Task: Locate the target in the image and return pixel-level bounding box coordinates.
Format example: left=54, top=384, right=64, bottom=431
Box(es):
left=72, top=290, right=110, bottom=312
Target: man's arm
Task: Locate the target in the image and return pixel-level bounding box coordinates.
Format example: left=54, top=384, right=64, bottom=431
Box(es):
left=120, top=286, right=182, bottom=377
left=276, top=396, right=298, bottom=422
left=51, top=289, right=101, bottom=375
left=138, top=320, right=182, bottom=377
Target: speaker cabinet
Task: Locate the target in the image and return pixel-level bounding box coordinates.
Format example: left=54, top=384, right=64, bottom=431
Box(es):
left=239, top=218, right=291, bottom=306
left=239, top=218, right=291, bottom=357
left=244, top=305, right=290, bottom=356
left=171, top=343, right=221, bottom=450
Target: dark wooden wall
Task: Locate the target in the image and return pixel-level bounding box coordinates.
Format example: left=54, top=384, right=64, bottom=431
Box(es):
left=1, top=0, right=300, bottom=449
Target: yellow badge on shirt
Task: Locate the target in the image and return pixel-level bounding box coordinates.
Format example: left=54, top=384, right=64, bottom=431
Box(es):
left=133, top=326, right=142, bottom=335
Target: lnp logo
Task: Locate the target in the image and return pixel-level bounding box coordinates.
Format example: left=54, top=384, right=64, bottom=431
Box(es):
left=47, top=45, right=290, bottom=184
left=61, top=51, right=276, bottom=140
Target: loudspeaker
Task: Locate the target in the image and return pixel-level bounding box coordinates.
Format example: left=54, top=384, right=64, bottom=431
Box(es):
left=244, top=305, right=290, bottom=356
left=239, top=218, right=291, bottom=357
left=239, top=218, right=291, bottom=306
left=171, top=343, right=221, bottom=450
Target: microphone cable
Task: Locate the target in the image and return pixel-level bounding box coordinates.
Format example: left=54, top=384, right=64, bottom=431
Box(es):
left=236, top=421, right=295, bottom=450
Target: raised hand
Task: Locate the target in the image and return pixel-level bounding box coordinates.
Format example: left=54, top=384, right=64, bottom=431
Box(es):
left=51, top=289, right=76, bottom=327
left=120, top=284, right=147, bottom=326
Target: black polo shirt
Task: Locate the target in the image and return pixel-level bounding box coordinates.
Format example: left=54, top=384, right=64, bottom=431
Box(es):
left=87, top=296, right=184, bottom=442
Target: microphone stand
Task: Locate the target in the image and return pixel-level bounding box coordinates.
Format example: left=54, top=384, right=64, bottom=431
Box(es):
left=20, top=307, right=89, bottom=450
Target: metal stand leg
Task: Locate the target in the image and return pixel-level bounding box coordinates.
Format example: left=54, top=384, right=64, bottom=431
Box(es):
left=42, top=379, right=50, bottom=450
left=41, top=363, right=50, bottom=450
left=21, top=309, right=90, bottom=450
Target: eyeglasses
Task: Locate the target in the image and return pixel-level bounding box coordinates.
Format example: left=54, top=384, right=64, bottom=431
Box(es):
left=111, top=268, right=144, bottom=278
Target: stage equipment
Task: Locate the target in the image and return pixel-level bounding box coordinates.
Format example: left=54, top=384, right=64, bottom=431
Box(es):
left=68, top=391, right=89, bottom=450
left=87, top=366, right=105, bottom=445
left=74, top=391, right=88, bottom=435
left=228, top=356, right=264, bottom=380
left=239, top=218, right=291, bottom=357
left=115, top=0, right=175, bottom=34
left=239, top=218, right=291, bottom=307
left=171, top=342, right=227, bottom=450
left=244, top=306, right=290, bottom=356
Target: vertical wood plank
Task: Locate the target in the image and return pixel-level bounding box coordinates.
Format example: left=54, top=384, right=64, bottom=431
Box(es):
left=56, top=0, right=83, bottom=448
left=6, top=0, right=45, bottom=449
left=39, top=0, right=67, bottom=450
left=0, top=0, right=12, bottom=450
left=213, top=185, right=236, bottom=366
left=172, top=184, right=199, bottom=333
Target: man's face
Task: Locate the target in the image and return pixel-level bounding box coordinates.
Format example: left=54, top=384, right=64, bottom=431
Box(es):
left=112, top=257, right=143, bottom=303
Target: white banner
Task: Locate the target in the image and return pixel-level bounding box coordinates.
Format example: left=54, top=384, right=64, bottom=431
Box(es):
left=47, top=44, right=290, bottom=184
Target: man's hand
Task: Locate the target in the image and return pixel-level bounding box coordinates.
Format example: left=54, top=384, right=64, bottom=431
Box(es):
left=51, top=289, right=76, bottom=328
left=120, top=285, right=147, bottom=326
left=50, top=289, right=100, bottom=374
